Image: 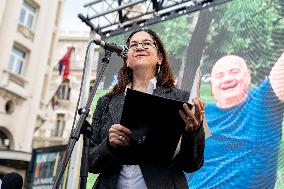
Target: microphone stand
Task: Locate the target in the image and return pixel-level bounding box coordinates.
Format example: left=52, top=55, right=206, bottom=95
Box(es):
left=52, top=48, right=113, bottom=189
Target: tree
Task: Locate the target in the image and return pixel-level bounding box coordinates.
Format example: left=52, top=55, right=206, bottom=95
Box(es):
left=202, top=0, right=283, bottom=84
left=181, top=8, right=213, bottom=91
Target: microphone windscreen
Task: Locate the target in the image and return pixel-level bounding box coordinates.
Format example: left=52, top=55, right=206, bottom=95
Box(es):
left=1, top=172, right=23, bottom=189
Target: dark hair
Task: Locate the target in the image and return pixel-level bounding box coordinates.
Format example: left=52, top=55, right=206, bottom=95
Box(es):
left=1, top=172, right=23, bottom=189
left=106, top=28, right=175, bottom=97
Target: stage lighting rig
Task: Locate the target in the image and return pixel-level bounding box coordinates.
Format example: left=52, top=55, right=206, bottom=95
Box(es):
left=80, top=0, right=229, bottom=36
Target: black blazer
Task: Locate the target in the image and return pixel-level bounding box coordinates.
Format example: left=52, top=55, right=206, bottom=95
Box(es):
left=88, top=86, right=205, bottom=189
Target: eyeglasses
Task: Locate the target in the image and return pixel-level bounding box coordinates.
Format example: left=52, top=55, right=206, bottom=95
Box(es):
left=128, top=40, right=156, bottom=50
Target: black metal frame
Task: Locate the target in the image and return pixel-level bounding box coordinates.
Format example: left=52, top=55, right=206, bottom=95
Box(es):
left=82, top=0, right=232, bottom=37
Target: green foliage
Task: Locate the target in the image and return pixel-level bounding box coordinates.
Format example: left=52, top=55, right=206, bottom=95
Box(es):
left=87, top=173, right=98, bottom=189
left=200, top=83, right=215, bottom=103
left=87, top=89, right=110, bottom=122
left=202, top=0, right=284, bottom=84
left=150, top=14, right=195, bottom=60
left=91, top=89, right=109, bottom=109
left=107, top=33, right=129, bottom=44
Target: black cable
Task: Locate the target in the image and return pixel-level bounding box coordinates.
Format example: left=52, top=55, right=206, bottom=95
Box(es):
left=66, top=40, right=93, bottom=147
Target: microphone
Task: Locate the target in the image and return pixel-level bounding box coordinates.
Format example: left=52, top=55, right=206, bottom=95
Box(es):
left=1, top=172, right=23, bottom=189
left=93, top=39, right=128, bottom=58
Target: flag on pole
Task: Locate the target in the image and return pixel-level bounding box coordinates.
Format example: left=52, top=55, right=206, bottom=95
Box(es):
left=58, top=47, right=75, bottom=80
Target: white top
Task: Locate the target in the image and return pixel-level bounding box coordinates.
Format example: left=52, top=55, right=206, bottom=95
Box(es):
left=117, top=77, right=157, bottom=189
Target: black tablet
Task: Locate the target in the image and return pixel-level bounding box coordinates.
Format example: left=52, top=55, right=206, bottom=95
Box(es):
left=118, top=88, right=192, bottom=164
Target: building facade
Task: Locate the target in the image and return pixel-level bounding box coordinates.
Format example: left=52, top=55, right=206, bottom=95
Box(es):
left=0, top=0, right=64, bottom=184
left=31, top=31, right=99, bottom=188
left=33, top=31, right=99, bottom=148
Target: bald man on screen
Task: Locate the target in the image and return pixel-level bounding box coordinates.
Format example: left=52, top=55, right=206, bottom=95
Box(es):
left=188, top=52, right=284, bottom=189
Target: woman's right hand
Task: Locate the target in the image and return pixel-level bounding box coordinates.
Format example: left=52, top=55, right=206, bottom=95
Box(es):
left=108, top=124, right=131, bottom=148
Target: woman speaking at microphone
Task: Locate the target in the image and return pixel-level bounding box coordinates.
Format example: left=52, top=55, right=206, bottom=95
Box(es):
left=88, top=28, right=205, bottom=189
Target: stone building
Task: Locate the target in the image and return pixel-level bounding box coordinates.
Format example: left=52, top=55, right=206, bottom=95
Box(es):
left=0, top=0, right=64, bottom=183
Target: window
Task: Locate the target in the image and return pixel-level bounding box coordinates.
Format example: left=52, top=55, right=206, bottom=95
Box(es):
left=8, top=47, right=26, bottom=75
left=58, top=80, right=71, bottom=100
left=19, top=0, right=36, bottom=29
left=53, top=114, right=65, bottom=137
left=0, top=131, right=10, bottom=150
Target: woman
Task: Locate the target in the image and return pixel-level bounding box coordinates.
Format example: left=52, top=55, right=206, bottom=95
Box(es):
left=89, top=28, right=205, bottom=189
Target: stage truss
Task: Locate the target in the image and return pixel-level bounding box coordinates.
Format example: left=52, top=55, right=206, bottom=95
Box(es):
left=81, top=0, right=231, bottom=36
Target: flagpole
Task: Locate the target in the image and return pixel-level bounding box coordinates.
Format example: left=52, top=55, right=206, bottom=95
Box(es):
left=65, top=31, right=97, bottom=189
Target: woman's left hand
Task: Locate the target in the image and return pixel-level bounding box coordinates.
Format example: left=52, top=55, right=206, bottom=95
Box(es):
left=179, top=97, right=205, bottom=134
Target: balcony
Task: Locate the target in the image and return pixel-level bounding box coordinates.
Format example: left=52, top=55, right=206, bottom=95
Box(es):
left=0, top=69, right=29, bottom=100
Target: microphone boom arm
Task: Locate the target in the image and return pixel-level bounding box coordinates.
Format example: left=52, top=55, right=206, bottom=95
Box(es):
left=52, top=41, right=113, bottom=189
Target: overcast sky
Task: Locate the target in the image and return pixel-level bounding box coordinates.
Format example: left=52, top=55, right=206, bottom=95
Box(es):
left=59, top=0, right=91, bottom=32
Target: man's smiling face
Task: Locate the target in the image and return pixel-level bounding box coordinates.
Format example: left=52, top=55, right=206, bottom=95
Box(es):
left=211, top=55, right=251, bottom=108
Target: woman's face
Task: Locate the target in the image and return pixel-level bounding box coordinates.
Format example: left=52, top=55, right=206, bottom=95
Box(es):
left=126, top=31, right=162, bottom=74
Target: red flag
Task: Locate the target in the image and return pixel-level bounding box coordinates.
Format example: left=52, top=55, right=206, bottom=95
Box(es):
left=58, top=47, right=75, bottom=80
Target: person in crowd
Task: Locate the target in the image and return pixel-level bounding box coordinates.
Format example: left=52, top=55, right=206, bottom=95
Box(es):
left=189, top=53, right=284, bottom=188
left=88, top=28, right=205, bottom=189
left=1, top=172, right=23, bottom=189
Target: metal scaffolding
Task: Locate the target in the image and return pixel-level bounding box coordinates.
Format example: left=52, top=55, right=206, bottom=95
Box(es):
left=80, top=0, right=230, bottom=36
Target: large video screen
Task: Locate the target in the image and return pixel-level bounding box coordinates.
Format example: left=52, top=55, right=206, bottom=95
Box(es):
left=92, top=0, right=284, bottom=188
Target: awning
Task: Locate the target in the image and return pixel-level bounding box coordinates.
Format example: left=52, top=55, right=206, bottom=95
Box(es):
left=0, top=150, right=31, bottom=169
